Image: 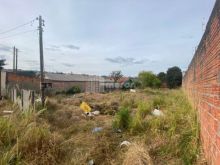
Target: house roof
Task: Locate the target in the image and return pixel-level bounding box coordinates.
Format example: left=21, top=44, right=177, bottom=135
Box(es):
left=44, top=72, right=104, bottom=82
left=117, top=77, right=130, bottom=84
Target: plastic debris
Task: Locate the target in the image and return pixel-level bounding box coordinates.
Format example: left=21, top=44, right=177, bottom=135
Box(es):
left=152, top=109, right=164, bottom=116
left=116, top=129, right=122, bottom=133
left=87, top=112, right=94, bottom=117
left=88, top=160, right=94, bottom=165
left=3, top=111, right=13, bottom=114
left=92, top=110, right=100, bottom=116
left=130, top=89, right=136, bottom=93
left=35, top=98, right=41, bottom=103
left=80, top=102, right=91, bottom=113
left=81, top=112, right=94, bottom=119
left=92, top=127, right=103, bottom=133
left=120, top=141, right=131, bottom=147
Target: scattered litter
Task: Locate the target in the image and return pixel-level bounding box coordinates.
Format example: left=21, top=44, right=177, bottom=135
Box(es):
left=116, top=129, right=122, bottom=133
left=81, top=112, right=94, bottom=119
left=80, top=102, right=91, bottom=113
left=92, top=110, right=100, bottom=116
left=35, top=98, right=41, bottom=103
left=152, top=109, right=164, bottom=116
left=130, top=89, right=136, bottom=93
left=3, top=110, right=13, bottom=114
left=87, top=112, right=94, bottom=117
left=88, top=160, right=94, bottom=165
left=120, top=141, right=131, bottom=147
left=92, top=127, right=103, bottom=133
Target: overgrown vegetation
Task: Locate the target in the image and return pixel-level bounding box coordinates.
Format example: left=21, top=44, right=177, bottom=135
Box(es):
left=66, top=86, right=81, bottom=95
left=138, top=71, right=161, bottom=88
left=0, top=108, right=65, bottom=164
left=0, top=89, right=201, bottom=164
left=55, top=86, right=81, bottom=95
left=112, top=107, right=132, bottom=130
left=112, top=89, right=200, bottom=164
left=148, top=91, right=199, bottom=164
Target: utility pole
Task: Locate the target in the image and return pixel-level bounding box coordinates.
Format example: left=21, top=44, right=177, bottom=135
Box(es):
left=13, top=46, right=15, bottom=72
left=38, top=15, right=45, bottom=106
left=15, top=48, right=18, bottom=72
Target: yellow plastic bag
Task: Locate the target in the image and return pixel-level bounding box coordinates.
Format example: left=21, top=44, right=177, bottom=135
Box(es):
left=80, top=102, right=91, bottom=113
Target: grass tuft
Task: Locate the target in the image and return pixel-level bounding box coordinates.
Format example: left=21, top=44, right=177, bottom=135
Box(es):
left=123, top=142, right=153, bottom=165
left=112, top=107, right=132, bottom=130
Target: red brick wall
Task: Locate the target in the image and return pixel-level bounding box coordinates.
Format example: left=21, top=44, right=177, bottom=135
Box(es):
left=7, top=72, right=40, bottom=91
left=183, top=1, right=220, bottom=164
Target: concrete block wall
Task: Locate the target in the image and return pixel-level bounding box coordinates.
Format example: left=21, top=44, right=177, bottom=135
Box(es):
left=183, top=0, right=220, bottom=164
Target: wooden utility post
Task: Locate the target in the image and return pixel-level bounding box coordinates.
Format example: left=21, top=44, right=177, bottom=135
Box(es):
left=38, top=15, right=45, bottom=106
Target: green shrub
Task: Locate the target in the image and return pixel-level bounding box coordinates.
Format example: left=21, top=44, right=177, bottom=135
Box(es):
left=130, top=101, right=152, bottom=134
left=137, top=101, right=152, bottom=118
left=112, top=107, right=132, bottom=130
left=152, top=96, right=166, bottom=109
left=66, top=86, right=81, bottom=95
left=138, top=71, right=161, bottom=88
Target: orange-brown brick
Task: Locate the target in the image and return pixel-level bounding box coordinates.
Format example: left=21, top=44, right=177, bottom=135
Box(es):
left=183, top=0, right=220, bottom=164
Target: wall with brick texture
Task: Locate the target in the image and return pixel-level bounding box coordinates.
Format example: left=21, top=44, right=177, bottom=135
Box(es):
left=183, top=0, right=220, bottom=164
left=7, top=72, right=40, bottom=91
left=6, top=72, right=102, bottom=93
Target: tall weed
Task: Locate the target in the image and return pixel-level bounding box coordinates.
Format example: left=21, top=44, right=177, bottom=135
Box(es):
left=112, top=107, right=132, bottom=130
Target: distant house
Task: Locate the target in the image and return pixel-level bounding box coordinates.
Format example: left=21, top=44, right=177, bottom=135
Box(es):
left=117, top=77, right=135, bottom=89
left=101, top=76, right=121, bottom=92
left=2, top=70, right=106, bottom=93
left=44, top=72, right=105, bottom=93
left=2, top=70, right=136, bottom=94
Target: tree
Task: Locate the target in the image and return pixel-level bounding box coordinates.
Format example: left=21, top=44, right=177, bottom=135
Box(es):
left=110, top=71, right=123, bottom=88
left=138, top=71, right=161, bottom=88
left=0, top=59, right=6, bottom=70
left=166, top=66, right=182, bottom=89
left=157, top=72, right=166, bottom=83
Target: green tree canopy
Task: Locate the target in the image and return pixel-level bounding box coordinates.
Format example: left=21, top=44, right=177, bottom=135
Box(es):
left=0, top=59, right=6, bottom=70
left=138, top=71, right=161, bottom=88
left=157, top=72, right=166, bottom=83
left=166, top=66, right=182, bottom=89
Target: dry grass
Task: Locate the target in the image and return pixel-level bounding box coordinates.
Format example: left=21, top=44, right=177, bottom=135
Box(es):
left=123, top=142, right=153, bottom=165
left=0, top=89, right=202, bottom=165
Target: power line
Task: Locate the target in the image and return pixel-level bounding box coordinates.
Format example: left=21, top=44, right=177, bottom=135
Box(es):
left=0, top=19, right=36, bottom=35
left=0, top=29, right=37, bottom=40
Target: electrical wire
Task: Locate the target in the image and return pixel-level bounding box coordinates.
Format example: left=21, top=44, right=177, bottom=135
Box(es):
left=0, top=19, right=36, bottom=35
left=0, top=29, right=38, bottom=40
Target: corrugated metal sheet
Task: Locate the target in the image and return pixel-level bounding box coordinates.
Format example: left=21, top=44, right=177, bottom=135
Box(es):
left=44, top=72, right=105, bottom=82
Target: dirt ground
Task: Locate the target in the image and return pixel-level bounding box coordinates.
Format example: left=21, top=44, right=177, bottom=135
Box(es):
left=0, top=89, right=206, bottom=165
left=44, top=91, right=149, bottom=164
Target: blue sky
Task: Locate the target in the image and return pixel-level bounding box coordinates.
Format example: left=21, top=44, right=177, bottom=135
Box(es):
left=0, top=0, right=216, bottom=76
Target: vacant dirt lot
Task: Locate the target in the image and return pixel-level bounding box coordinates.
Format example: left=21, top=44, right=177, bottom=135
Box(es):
left=0, top=89, right=205, bottom=165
